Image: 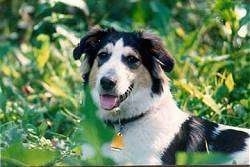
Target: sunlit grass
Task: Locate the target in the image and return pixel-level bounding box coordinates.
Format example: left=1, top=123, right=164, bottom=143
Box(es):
left=0, top=0, right=249, bottom=165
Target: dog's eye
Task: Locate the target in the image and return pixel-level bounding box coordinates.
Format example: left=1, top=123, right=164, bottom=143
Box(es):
left=98, top=52, right=109, bottom=60
left=123, top=55, right=141, bottom=69
left=127, top=55, right=139, bottom=64
left=97, top=52, right=110, bottom=66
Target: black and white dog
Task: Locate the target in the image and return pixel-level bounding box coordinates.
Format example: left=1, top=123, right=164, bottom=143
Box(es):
left=73, top=27, right=250, bottom=165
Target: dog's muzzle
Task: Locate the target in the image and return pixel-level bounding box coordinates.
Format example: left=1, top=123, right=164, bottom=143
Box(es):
left=99, top=83, right=134, bottom=110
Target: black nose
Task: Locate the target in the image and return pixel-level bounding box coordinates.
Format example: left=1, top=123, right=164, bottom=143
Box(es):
left=100, top=77, right=116, bottom=91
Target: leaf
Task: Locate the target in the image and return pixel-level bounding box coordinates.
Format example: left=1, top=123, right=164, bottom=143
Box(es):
left=14, top=48, right=31, bottom=66
left=0, top=84, right=6, bottom=108
left=225, top=73, right=235, bottom=92
left=56, top=25, right=79, bottom=45
left=239, top=5, right=250, bottom=27
left=176, top=152, right=232, bottom=165
left=0, top=122, right=24, bottom=145
left=40, top=78, right=77, bottom=107
left=36, top=34, right=50, bottom=69
left=214, top=85, right=229, bottom=102
left=79, top=86, right=114, bottom=165
left=0, top=64, right=20, bottom=79
left=175, top=79, right=222, bottom=112
left=202, top=94, right=222, bottom=113
left=0, top=41, right=12, bottom=58
left=1, top=65, right=11, bottom=76
left=40, top=81, right=67, bottom=98
left=1, top=142, right=59, bottom=166
left=57, top=155, right=86, bottom=166
left=132, top=1, right=147, bottom=27
left=53, top=0, right=89, bottom=16
left=176, top=27, right=185, bottom=38
left=38, top=121, right=48, bottom=137
left=174, top=79, right=203, bottom=99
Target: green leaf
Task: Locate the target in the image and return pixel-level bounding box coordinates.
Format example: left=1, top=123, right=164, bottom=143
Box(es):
left=0, top=84, right=7, bottom=109
left=202, top=94, right=222, bottom=113
left=53, top=0, right=89, bottom=16
left=176, top=152, right=232, bottom=165
left=1, top=143, right=59, bottom=166
left=239, top=5, right=250, bottom=27
left=0, top=42, right=12, bottom=58
left=225, top=73, right=235, bottom=92
left=40, top=81, right=67, bottom=98
left=79, top=86, right=114, bottom=165
left=214, top=85, right=229, bottom=102
left=35, top=34, right=50, bottom=69
left=0, top=122, right=24, bottom=145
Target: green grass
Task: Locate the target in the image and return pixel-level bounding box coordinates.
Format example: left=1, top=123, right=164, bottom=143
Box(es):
left=0, top=0, right=249, bottom=165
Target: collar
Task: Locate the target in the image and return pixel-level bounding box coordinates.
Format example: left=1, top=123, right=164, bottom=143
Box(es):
left=104, top=112, right=147, bottom=129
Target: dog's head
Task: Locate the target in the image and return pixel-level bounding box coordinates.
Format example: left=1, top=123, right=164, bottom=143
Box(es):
left=73, top=27, right=174, bottom=119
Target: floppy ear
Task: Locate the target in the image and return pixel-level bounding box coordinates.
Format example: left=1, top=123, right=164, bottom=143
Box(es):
left=73, top=27, right=107, bottom=60
left=140, top=31, right=174, bottom=72
left=73, top=27, right=109, bottom=82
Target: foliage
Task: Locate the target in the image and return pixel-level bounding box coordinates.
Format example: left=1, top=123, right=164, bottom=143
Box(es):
left=2, top=142, right=59, bottom=166
left=176, top=152, right=232, bottom=165
left=0, top=0, right=249, bottom=165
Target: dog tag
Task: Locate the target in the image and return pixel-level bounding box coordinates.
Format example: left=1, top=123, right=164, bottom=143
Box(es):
left=111, top=132, right=124, bottom=150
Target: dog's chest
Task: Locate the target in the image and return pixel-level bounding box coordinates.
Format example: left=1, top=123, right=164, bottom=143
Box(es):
left=110, top=124, right=162, bottom=164
left=104, top=111, right=189, bottom=165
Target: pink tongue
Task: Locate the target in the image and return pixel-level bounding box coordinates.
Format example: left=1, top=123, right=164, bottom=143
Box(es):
left=100, top=95, right=118, bottom=110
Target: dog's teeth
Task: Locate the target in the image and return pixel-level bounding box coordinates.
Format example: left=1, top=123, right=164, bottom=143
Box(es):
left=119, top=84, right=134, bottom=102
left=120, top=95, right=125, bottom=101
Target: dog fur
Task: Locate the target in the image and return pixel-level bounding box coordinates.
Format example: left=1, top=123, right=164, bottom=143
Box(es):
left=73, top=27, right=250, bottom=165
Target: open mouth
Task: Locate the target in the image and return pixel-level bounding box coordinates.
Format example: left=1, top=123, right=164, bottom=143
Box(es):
left=99, top=84, right=134, bottom=110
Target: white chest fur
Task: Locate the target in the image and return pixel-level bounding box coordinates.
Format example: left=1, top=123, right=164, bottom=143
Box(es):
left=102, top=100, right=189, bottom=165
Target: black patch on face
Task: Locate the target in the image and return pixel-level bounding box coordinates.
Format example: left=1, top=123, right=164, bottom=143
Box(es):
left=160, top=116, right=249, bottom=165
left=121, top=55, right=141, bottom=69
left=97, top=52, right=111, bottom=66
left=73, top=27, right=175, bottom=94
left=117, top=31, right=171, bottom=94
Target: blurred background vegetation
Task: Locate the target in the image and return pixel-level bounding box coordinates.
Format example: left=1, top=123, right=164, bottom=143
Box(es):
left=0, top=0, right=249, bottom=165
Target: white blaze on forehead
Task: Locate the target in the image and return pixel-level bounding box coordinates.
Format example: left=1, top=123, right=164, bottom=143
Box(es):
left=98, top=38, right=138, bottom=58
left=113, top=38, right=138, bottom=57
left=112, top=38, right=126, bottom=56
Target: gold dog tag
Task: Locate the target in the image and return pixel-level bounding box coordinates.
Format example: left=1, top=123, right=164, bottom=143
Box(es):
left=111, top=132, right=124, bottom=150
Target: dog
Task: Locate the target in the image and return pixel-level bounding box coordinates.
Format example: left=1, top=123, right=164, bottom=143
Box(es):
left=73, top=27, right=250, bottom=165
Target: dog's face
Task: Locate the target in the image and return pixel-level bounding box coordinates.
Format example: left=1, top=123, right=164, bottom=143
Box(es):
left=73, top=28, right=174, bottom=119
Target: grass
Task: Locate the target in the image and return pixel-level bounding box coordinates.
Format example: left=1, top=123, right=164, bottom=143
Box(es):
left=0, top=0, right=249, bottom=165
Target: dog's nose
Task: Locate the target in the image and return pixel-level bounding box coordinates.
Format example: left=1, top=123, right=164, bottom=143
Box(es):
left=100, top=76, right=117, bottom=91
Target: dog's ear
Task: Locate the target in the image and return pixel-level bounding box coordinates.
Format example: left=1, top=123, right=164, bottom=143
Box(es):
left=73, top=27, right=107, bottom=60
left=140, top=31, right=174, bottom=72
left=73, top=27, right=110, bottom=83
